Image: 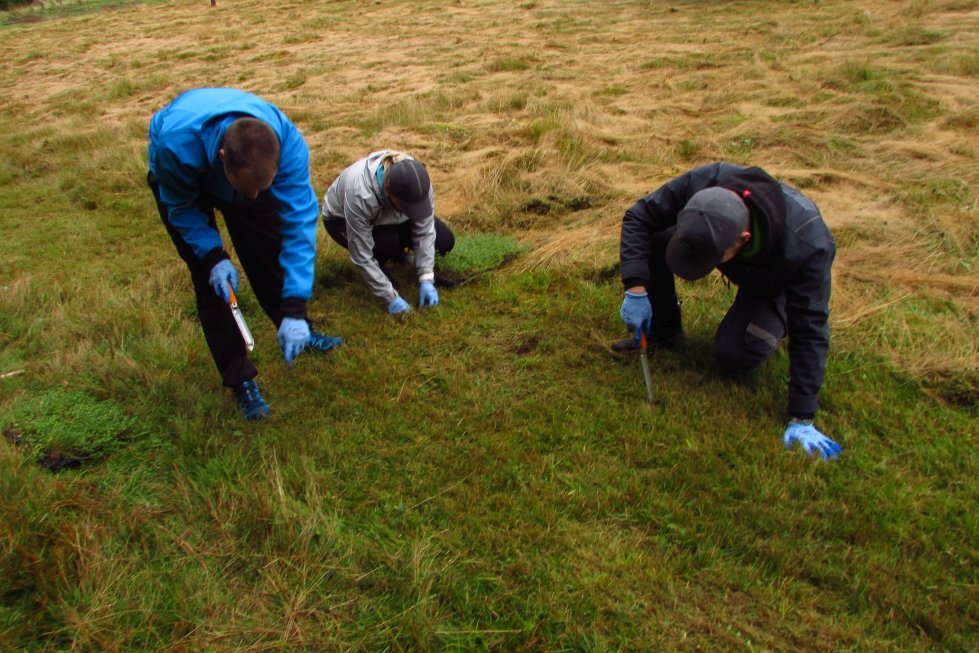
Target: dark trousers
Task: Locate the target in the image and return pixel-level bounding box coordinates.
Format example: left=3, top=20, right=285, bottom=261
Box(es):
left=148, top=173, right=288, bottom=387
left=323, top=217, right=455, bottom=266
left=647, top=228, right=786, bottom=371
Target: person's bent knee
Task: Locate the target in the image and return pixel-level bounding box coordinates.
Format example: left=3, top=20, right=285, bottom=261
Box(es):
left=434, top=218, right=455, bottom=256
left=372, top=227, right=404, bottom=264
left=323, top=219, right=349, bottom=249
left=436, top=232, right=455, bottom=256
left=712, top=340, right=773, bottom=373
left=714, top=320, right=781, bottom=373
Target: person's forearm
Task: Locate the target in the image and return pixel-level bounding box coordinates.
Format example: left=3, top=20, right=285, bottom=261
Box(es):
left=351, top=257, right=399, bottom=303
left=167, top=204, right=223, bottom=259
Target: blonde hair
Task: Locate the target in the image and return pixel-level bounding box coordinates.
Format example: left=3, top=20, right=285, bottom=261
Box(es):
left=380, top=151, right=410, bottom=176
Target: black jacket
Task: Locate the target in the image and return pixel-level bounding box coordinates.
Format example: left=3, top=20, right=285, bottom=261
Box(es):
left=620, top=163, right=835, bottom=418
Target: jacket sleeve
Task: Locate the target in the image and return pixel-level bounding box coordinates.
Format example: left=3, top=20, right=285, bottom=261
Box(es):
left=620, top=162, right=738, bottom=288
left=784, top=244, right=834, bottom=419
left=155, top=140, right=226, bottom=264
left=269, top=128, right=318, bottom=319
left=411, top=186, right=437, bottom=279
left=343, top=191, right=399, bottom=304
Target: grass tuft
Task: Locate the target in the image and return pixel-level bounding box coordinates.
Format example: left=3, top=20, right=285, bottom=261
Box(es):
left=487, top=57, right=533, bottom=72
left=884, top=26, right=946, bottom=46
left=944, top=108, right=979, bottom=132
left=677, top=139, right=700, bottom=159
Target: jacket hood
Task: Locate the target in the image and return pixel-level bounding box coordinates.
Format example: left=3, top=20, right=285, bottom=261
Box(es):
left=718, top=166, right=786, bottom=260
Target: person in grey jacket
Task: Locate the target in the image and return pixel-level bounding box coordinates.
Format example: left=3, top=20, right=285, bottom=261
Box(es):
left=322, top=151, right=455, bottom=314
left=617, top=162, right=843, bottom=460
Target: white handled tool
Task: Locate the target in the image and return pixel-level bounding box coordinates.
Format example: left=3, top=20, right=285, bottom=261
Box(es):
left=639, top=331, right=654, bottom=404
left=228, top=288, right=255, bottom=352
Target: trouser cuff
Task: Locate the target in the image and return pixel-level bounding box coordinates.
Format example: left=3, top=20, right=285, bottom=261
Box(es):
left=221, top=357, right=258, bottom=388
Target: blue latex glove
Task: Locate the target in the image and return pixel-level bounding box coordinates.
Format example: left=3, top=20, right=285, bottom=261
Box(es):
left=620, top=291, right=652, bottom=347
left=277, top=317, right=310, bottom=364
left=418, top=281, right=439, bottom=308
left=783, top=421, right=843, bottom=460
left=388, top=296, right=412, bottom=315
left=209, top=259, right=239, bottom=303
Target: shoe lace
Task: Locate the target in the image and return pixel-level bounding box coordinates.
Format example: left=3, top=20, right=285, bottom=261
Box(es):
left=237, top=382, right=263, bottom=406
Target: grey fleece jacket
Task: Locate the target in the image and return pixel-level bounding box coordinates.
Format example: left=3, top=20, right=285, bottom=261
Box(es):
left=322, top=151, right=437, bottom=303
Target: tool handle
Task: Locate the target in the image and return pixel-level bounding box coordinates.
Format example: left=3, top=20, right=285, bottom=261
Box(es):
left=227, top=287, right=238, bottom=305
left=640, top=330, right=648, bottom=349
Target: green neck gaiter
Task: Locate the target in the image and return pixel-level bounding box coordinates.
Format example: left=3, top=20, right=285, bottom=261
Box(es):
left=736, top=209, right=767, bottom=261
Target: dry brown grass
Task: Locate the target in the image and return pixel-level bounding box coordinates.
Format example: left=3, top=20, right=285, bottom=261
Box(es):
left=1, top=0, right=977, bottom=378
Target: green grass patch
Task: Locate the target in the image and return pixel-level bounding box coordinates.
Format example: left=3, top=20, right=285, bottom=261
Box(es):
left=522, top=114, right=564, bottom=141
left=358, top=89, right=479, bottom=136
left=827, top=62, right=941, bottom=132
left=487, top=57, right=533, bottom=72
left=725, top=136, right=757, bottom=157
left=766, top=95, right=806, bottom=108
left=639, top=54, right=722, bottom=70
left=677, top=78, right=709, bottom=91
left=902, top=177, right=970, bottom=207
left=435, top=233, right=522, bottom=276
left=677, top=138, right=700, bottom=159
left=595, top=86, right=629, bottom=97
left=438, top=71, right=474, bottom=84
left=4, top=388, right=138, bottom=462
left=281, top=68, right=308, bottom=90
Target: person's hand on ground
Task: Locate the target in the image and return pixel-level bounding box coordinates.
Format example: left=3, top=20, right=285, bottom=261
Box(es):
left=783, top=421, right=842, bottom=460
left=209, top=259, right=239, bottom=302
left=418, top=281, right=439, bottom=308
left=277, top=317, right=310, bottom=364
left=388, top=296, right=412, bottom=315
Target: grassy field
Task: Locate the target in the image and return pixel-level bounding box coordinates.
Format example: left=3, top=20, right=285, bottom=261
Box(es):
left=1, top=0, right=978, bottom=649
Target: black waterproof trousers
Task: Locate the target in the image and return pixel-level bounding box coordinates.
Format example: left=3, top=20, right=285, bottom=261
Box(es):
left=148, top=173, right=291, bottom=387
left=323, top=217, right=455, bottom=266
left=647, top=227, right=787, bottom=371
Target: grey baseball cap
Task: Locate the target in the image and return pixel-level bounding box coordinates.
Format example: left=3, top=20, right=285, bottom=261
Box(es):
left=666, top=187, right=750, bottom=280
left=387, top=159, right=432, bottom=221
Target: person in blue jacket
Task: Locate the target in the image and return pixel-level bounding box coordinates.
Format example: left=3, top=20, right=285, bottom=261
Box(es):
left=147, top=88, right=342, bottom=421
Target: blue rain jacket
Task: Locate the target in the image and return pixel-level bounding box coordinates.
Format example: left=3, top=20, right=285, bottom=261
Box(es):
left=148, top=88, right=318, bottom=303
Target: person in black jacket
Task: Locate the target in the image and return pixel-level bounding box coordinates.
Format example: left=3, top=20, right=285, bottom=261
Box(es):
left=616, top=162, right=842, bottom=460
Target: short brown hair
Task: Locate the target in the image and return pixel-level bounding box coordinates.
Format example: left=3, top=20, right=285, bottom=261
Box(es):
left=221, top=118, right=280, bottom=180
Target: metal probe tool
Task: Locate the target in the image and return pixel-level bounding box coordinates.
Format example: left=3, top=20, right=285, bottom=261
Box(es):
left=227, top=288, right=255, bottom=352
left=639, top=330, right=654, bottom=404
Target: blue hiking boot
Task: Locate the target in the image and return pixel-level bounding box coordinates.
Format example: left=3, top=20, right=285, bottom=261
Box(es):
left=232, top=380, right=271, bottom=421
left=308, top=330, right=344, bottom=354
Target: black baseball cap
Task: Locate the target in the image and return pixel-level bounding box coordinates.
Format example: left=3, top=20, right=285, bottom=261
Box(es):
left=387, top=159, right=433, bottom=221
left=665, top=187, right=749, bottom=280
